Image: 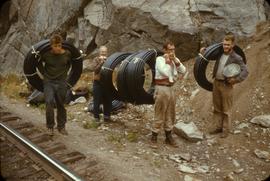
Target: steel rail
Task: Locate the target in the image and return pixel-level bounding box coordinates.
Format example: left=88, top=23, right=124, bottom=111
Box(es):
left=0, top=122, right=83, bottom=181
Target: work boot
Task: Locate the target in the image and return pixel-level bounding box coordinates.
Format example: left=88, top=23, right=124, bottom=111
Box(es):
left=47, top=128, right=54, bottom=136
left=165, top=131, right=178, bottom=147
left=58, top=128, right=68, bottom=135
left=151, top=132, right=158, bottom=143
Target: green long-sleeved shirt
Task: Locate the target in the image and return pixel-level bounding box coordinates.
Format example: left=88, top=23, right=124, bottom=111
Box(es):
left=38, top=50, right=72, bottom=81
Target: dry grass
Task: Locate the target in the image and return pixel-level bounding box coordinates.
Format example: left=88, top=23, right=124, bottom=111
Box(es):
left=126, top=131, right=139, bottom=142
left=73, top=73, right=93, bottom=94
left=0, top=74, right=26, bottom=99
left=107, top=132, right=124, bottom=144
left=82, top=120, right=100, bottom=129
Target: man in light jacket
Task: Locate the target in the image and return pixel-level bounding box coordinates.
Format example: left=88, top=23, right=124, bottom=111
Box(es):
left=200, top=33, right=248, bottom=138
left=151, top=41, right=186, bottom=147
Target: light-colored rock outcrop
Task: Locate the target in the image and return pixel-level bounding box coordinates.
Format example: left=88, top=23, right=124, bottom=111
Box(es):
left=0, top=0, right=268, bottom=74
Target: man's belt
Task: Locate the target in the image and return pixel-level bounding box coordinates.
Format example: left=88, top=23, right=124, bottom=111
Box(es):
left=215, top=78, right=231, bottom=85
left=154, top=79, right=173, bottom=87
left=215, top=79, right=225, bottom=82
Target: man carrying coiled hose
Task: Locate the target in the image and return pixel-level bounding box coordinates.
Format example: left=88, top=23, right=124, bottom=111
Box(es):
left=37, top=34, right=71, bottom=136
left=151, top=41, right=186, bottom=147
left=92, top=46, right=112, bottom=124
left=200, top=33, right=248, bottom=138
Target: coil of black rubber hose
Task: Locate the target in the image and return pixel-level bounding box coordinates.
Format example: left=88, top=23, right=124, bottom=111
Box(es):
left=193, top=44, right=218, bottom=82
left=193, top=43, right=222, bottom=91
left=23, top=39, right=83, bottom=92
left=116, top=52, right=142, bottom=102
left=205, top=43, right=246, bottom=64
left=23, top=40, right=49, bottom=91
left=125, top=49, right=157, bottom=105
left=87, top=102, right=102, bottom=114
left=87, top=100, right=125, bottom=114
left=111, top=100, right=126, bottom=113
left=100, top=52, right=132, bottom=100
left=193, top=43, right=246, bottom=91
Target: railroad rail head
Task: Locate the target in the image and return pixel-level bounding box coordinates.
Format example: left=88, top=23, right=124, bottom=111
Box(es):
left=0, top=122, right=84, bottom=181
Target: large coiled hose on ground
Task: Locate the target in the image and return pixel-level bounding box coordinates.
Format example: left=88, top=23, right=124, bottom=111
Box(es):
left=116, top=51, right=142, bottom=102
left=193, top=43, right=246, bottom=91
left=23, top=40, right=83, bottom=92
left=125, top=49, right=157, bottom=104
left=87, top=100, right=125, bottom=114
left=100, top=52, right=131, bottom=99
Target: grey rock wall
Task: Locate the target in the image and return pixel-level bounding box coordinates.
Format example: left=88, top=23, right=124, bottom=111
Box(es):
left=0, top=0, right=268, bottom=74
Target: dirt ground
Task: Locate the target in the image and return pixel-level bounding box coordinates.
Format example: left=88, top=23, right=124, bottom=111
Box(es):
left=1, top=22, right=270, bottom=181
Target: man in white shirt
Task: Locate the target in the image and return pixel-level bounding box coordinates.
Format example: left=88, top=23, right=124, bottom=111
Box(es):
left=151, top=41, right=186, bottom=147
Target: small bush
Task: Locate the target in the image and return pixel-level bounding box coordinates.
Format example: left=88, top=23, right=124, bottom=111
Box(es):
left=83, top=120, right=100, bottom=129
left=107, top=133, right=124, bottom=144
left=0, top=73, right=24, bottom=99
left=126, top=132, right=138, bottom=142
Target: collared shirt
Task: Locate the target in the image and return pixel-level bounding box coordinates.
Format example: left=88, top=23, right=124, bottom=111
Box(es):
left=215, top=54, right=229, bottom=80
left=155, top=56, right=186, bottom=83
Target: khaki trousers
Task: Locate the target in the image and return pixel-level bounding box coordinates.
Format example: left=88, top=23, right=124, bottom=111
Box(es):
left=212, top=79, right=233, bottom=132
left=152, top=85, right=176, bottom=133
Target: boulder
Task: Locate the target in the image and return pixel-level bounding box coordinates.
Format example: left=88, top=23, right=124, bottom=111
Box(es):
left=254, top=149, right=270, bottom=160
left=250, top=115, right=270, bottom=128
left=174, top=121, right=204, bottom=142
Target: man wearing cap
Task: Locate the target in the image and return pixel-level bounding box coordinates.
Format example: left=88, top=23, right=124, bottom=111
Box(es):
left=151, top=40, right=186, bottom=147
left=200, top=33, right=248, bottom=138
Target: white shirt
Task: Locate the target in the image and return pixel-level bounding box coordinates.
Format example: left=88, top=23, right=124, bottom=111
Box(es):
left=155, top=56, right=186, bottom=83
left=215, top=54, right=229, bottom=80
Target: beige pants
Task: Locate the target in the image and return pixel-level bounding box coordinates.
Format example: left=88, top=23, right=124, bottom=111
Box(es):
left=152, top=85, right=176, bottom=133
left=212, top=79, right=233, bottom=132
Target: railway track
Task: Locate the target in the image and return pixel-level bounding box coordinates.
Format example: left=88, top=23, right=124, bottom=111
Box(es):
left=0, top=106, right=117, bottom=181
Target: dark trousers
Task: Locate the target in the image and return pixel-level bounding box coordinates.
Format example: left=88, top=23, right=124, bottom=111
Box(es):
left=93, top=80, right=112, bottom=120
left=44, top=80, right=67, bottom=129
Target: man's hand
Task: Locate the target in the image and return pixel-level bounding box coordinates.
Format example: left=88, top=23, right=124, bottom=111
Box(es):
left=99, top=56, right=107, bottom=64
left=99, top=56, right=107, bottom=60
left=164, top=53, right=177, bottom=64
left=164, top=54, right=172, bottom=64
left=168, top=52, right=176, bottom=61
left=200, top=47, right=206, bottom=54
left=226, top=77, right=238, bottom=85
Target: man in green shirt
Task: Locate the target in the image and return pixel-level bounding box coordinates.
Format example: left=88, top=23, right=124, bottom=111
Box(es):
left=38, top=34, right=71, bottom=136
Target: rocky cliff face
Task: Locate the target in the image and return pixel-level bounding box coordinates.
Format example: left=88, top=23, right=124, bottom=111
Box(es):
left=0, top=0, right=268, bottom=74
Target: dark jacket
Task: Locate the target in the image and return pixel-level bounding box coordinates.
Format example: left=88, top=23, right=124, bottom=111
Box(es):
left=213, top=50, right=248, bottom=83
